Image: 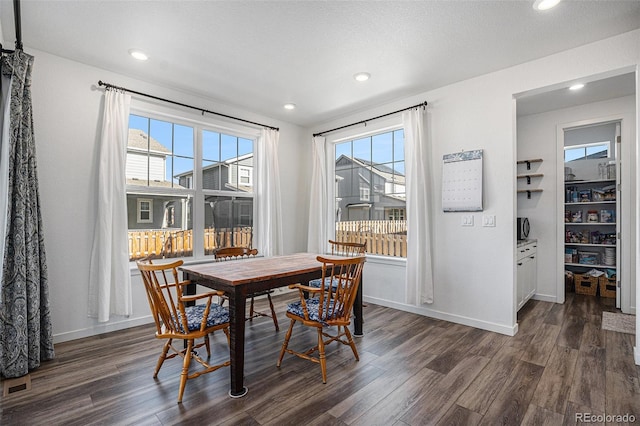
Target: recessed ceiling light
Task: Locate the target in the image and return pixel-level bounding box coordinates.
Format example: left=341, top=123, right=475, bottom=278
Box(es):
left=569, top=83, right=585, bottom=91
left=128, top=49, right=148, bottom=61
left=533, top=0, right=561, bottom=11
left=353, top=72, right=371, bottom=82
left=283, top=103, right=296, bottom=110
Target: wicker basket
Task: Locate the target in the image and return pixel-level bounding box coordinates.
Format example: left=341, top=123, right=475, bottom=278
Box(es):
left=599, top=276, right=616, bottom=298
left=574, top=274, right=598, bottom=296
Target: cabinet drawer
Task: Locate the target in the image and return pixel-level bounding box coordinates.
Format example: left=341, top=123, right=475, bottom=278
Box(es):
left=516, top=242, right=537, bottom=261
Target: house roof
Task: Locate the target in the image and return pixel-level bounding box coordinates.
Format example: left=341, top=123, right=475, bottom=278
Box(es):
left=127, top=129, right=171, bottom=155
left=126, top=178, right=187, bottom=190
left=336, top=155, right=406, bottom=185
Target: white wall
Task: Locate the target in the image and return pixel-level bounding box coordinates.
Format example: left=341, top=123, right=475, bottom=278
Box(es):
left=517, top=96, right=636, bottom=313
left=28, top=48, right=308, bottom=342
left=308, top=29, right=639, bottom=336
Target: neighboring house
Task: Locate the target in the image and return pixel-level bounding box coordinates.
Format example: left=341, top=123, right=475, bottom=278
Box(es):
left=176, top=153, right=254, bottom=230
left=177, top=152, right=254, bottom=193
left=335, top=154, right=406, bottom=222
left=126, top=129, right=190, bottom=231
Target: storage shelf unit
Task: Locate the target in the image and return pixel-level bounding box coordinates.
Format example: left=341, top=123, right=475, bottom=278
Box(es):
left=564, top=178, right=618, bottom=284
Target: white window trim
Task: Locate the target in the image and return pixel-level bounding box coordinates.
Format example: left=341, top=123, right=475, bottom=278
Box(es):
left=137, top=198, right=153, bottom=224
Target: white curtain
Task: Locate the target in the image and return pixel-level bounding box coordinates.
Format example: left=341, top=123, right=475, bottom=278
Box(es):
left=255, top=128, right=283, bottom=257
left=307, top=136, right=328, bottom=254
left=88, top=89, right=132, bottom=322
left=403, top=108, right=434, bottom=304
left=0, top=71, right=11, bottom=287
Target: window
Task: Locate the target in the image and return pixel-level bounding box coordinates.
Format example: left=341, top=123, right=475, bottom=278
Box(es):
left=127, top=113, right=256, bottom=261
left=564, top=141, right=610, bottom=162
left=334, top=129, right=406, bottom=257
left=137, top=198, right=153, bottom=223
left=359, top=186, right=370, bottom=201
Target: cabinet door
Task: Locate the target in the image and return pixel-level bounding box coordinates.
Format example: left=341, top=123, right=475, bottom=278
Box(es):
left=527, top=254, right=537, bottom=301
left=517, top=256, right=530, bottom=310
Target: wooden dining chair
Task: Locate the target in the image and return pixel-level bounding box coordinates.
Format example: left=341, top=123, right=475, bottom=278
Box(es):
left=276, top=255, right=365, bottom=383
left=136, top=258, right=230, bottom=403
left=214, top=247, right=279, bottom=331
left=308, top=240, right=366, bottom=292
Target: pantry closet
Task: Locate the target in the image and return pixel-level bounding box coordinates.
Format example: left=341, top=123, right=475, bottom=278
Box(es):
left=563, top=121, right=621, bottom=307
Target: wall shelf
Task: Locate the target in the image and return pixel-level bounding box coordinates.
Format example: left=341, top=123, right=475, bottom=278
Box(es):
left=517, top=188, right=543, bottom=199
left=517, top=173, right=544, bottom=184
left=517, top=158, right=543, bottom=170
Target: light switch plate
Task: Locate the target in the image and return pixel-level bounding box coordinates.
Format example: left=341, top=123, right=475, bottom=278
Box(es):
left=462, top=215, right=474, bottom=226
left=483, top=215, right=496, bottom=227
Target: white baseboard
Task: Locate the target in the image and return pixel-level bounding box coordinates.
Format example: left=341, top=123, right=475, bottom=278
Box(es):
left=532, top=293, right=557, bottom=303
left=363, top=296, right=518, bottom=336
left=53, top=315, right=154, bottom=344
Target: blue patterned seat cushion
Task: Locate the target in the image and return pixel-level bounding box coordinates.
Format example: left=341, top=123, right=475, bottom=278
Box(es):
left=175, top=303, right=229, bottom=332
left=287, top=298, right=342, bottom=324
left=308, top=277, right=342, bottom=291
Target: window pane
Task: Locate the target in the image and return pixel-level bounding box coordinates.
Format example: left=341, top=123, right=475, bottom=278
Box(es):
left=372, top=132, right=393, bottom=164
left=173, top=125, right=194, bottom=157
left=394, top=130, right=404, bottom=162
left=335, top=142, right=351, bottom=161
left=204, top=195, right=254, bottom=255
left=172, top=156, right=194, bottom=188
left=586, top=144, right=608, bottom=159
left=352, top=137, right=371, bottom=163
left=565, top=147, right=584, bottom=162
left=221, top=134, right=238, bottom=161
left=203, top=131, right=221, bottom=162
left=127, top=194, right=193, bottom=260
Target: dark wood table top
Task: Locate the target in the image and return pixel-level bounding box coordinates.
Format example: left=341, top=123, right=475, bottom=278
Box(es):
left=180, top=252, right=347, bottom=286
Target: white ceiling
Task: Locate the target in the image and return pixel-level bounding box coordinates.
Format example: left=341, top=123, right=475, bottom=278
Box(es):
left=1, top=1, right=639, bottom=127
left=517, top=72, right=637, bottom=117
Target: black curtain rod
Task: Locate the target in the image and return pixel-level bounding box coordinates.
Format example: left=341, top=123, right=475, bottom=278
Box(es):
left=97, top=80, right=279, bottom=132
left=13, top=0, right=23, bottom=50
left=1, top=0, right=23, bottom=54
left=313, top=101, right=428, bottom=137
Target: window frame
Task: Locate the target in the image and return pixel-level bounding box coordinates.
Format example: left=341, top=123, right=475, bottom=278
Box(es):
left=127, top=105, right=260, bottom=263
left=326, top=115, right=406, bottom=257
left=136, top=198, right=153, bottom=224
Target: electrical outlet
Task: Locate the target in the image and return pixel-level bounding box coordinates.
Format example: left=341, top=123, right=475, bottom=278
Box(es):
left=483, top=215, right=496, bottom=227
left=462, top=215, right=474, bottom=226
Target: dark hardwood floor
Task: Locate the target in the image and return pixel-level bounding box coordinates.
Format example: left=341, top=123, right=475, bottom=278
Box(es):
left=1, top=291, right=638, bottom=425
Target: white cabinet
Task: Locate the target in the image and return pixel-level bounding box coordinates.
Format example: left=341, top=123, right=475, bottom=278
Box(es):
left=516, top=240, right=537, bottom=311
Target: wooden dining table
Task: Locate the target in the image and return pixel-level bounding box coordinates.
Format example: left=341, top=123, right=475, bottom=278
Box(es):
left=179, top=252, right=364, bottom=398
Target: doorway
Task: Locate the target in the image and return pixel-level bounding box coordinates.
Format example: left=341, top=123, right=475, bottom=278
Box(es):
left=515, top=70, right=636, bottom=314
left=560, top=119, right=623, bottom=310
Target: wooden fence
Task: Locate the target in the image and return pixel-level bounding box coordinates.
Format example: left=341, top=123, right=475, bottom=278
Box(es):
left=128, top=227, right=253, bottom=260
left=129, top=220, right=406, bottom=259
left=335, top=220, right=407, bottom=257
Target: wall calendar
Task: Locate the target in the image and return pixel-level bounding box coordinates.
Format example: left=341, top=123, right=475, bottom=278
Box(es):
left=442, top=149, right=483, bottom=212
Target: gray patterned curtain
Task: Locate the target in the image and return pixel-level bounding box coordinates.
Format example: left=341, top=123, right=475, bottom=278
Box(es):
left=0, top=49, right=54, bottom=378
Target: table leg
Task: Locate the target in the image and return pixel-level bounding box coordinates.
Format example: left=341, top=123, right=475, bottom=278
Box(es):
left=228, top=287, right=248, bottom=398
left=353, top=277, right=363, bottom=336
